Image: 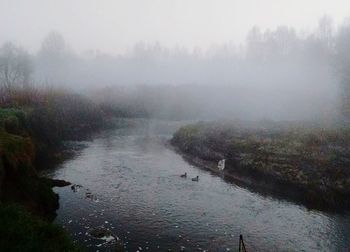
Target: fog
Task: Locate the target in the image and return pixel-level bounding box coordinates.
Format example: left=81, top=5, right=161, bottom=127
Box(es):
left=1, top=0, right=349, bottom=53
left=32, top=23, right=340, bottom=121
left=1, top=1, right=350, bottom=121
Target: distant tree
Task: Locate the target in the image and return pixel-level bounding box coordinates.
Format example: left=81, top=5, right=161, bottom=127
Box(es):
left=246, top=26, right=264, bottom=61
left=269, top=26, right=298, bottom=59
left=335, top=21, right=350, bottom=116
left=36, top=31, right=74, bottom=85
left=335, top=23, right=350, bottom=77
left=39, top=31, right=67, bottom=61
left=318, top=15, right=334, bottom=50
left=246, top=26, right=299, bottom=64
left=0, top=42, right=33, bottom=90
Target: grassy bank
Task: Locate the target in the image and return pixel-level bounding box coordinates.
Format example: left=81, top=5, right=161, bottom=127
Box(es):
left=0, top=88, right=109, bottom=251
left=0, top=204, right=79, bottom=251
left=171, top=121, right=350, bottom=210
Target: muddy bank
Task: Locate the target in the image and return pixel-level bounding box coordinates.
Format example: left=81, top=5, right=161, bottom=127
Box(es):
left=171, top=121, right=350, bottom=211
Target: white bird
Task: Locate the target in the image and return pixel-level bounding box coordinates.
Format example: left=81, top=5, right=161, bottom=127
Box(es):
left=218, top=159, right=226, bottom=171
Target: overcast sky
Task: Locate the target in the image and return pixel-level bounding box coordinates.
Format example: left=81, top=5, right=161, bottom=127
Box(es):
left=1, top=0, right=349, bottom=54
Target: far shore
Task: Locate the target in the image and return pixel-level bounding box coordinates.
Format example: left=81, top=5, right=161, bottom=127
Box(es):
left=171, top=121, right=350, bottom=212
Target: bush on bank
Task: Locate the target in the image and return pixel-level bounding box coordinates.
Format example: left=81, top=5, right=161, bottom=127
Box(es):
left=0, top=204, right=80, bottom=252
left=0, top=88, right=108, bottom=251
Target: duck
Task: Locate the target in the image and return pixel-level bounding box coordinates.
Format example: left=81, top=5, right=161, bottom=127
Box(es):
left=218, top=159, right=226, bottom=171
left=180, top=172, right=187, bottom=178
left=192, top=176, right=199, bottom=182
left=71, top=184, right=83, bottom=192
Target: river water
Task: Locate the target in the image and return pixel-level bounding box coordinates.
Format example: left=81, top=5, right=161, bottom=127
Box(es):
left=44, top=119, right=350, bottom=251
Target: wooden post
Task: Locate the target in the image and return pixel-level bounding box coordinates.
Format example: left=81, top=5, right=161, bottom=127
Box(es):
left=239, top=234, right=247, bottom=252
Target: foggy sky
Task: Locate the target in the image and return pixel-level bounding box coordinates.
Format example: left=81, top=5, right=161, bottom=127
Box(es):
left=1, top=0, right=349, bottom=54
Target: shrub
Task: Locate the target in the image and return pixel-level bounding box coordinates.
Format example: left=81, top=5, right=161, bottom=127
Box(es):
left=0, top=204, right=80, bottom=252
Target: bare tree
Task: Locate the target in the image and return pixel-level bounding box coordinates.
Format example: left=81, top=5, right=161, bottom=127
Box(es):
left=246, top=26, right=264, bottom=61
left=318, top=15, right=334, bottom=50
left=39, top=31, right=66, bottom=60
left=335, top=21, right=350, bottom=116
left=0, top=42, right=33, bottom=90
left=36, top=31, right=74, bottom=85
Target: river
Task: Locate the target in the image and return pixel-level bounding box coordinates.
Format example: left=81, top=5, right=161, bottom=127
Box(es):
left=43, top=119, right=350, bottom=251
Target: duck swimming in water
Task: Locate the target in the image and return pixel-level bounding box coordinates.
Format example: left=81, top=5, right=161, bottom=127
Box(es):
left=180, top=172, right=187, bottom=178
left=192, top=176, right=199, bottom=182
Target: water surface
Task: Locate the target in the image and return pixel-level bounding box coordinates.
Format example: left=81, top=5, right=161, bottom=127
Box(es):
left=44, top=119, right=350, bottom=251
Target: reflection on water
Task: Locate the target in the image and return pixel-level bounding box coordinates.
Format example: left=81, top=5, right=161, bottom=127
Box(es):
left=44, top=119, right=350, bottom=251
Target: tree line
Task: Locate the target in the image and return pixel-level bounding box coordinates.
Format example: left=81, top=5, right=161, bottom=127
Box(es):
left=1, top=16, right=350, bottom=117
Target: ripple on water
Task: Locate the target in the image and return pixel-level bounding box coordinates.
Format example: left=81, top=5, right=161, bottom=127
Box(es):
left=49, top=119, right=350, bottom=252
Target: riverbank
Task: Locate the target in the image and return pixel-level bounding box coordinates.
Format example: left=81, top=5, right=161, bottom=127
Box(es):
left=0, top=88, right=110, bottom=251
left=171, top=121, right=350, bottom=211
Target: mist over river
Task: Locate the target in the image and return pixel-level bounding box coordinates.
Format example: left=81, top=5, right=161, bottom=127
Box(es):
left=43, top=119, right=350, bottom=251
